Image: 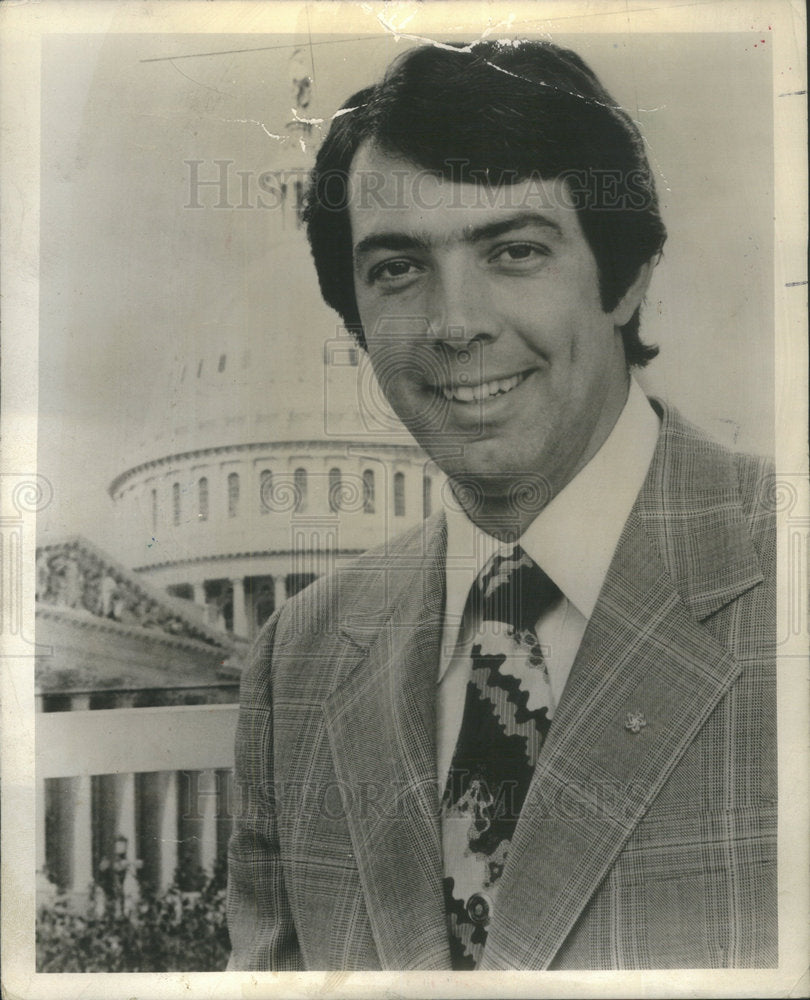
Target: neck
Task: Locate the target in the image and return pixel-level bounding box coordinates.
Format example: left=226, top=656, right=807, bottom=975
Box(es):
left=449, top=374, right=632, bottom=540
left=447, top=479, right=551, bottom=541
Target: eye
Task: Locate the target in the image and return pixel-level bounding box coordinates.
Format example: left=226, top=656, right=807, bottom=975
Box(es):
left=489, top=242, right=549, bottom=267
left=368, top=258, right=423, bottom=287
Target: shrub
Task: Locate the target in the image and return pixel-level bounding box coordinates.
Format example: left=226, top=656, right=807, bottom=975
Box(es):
left=36, top=860, right=230, bottom=973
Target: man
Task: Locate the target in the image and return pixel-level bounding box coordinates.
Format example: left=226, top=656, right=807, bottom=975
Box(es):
left=227, top=40, right=776, bottom=970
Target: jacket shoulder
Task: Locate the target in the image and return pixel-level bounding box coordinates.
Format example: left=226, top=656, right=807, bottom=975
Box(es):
left=639, top=402, right=775, bottom=618
left=655, top=401, right=774, bottom=524
left=265, top=511, right=445, bottom=640
left=671, top=406, right=775, bottom=550
left=730, top=447, right=776, bottom=575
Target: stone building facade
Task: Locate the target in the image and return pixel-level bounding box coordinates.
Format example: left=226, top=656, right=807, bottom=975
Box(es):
left=36, top=536, right=237, bottom=899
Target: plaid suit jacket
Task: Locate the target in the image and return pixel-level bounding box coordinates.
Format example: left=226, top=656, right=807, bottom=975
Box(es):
left=227, top=403, right=777, bottom=970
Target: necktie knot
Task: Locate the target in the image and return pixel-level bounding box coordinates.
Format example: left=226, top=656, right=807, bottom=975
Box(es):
left=469, top=545, right=561, bottom=631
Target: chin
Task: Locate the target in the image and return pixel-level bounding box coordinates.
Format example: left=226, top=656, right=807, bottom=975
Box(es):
left=442, top=453, right=553, bottom=512
left=454, top=440, right=540, bottom=478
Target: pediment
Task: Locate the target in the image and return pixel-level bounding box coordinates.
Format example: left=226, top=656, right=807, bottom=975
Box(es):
left=36, top=535, right=230, bottom=650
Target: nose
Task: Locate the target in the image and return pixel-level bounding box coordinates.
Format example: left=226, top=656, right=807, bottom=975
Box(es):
left=427, top=257, right=499, bottom=350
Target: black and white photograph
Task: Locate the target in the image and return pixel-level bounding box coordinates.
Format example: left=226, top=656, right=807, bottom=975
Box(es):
left=1, top=1, right=807, bottom=997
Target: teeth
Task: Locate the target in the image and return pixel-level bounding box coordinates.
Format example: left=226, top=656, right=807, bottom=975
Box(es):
left=442, top=372, right=526, bottom=403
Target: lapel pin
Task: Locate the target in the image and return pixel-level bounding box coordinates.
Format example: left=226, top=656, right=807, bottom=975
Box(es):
left=624, top=711, right=647, bottom=734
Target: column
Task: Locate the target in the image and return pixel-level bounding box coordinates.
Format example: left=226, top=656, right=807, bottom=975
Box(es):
left=189, top=581, right=205, bottom=606
left=198, top=769, right=218, bottom=875
left=408, top=466, right=422, bottom=525
left=64, top=694, right=93, bottom=899
left=116, top=771, right=139, bottom=908
left=273, top=574, right=287, bottom=610
left=231, top=577, right=247, bottom=637
left=310, top=464, right=328, bottom=515
left=115, top=772, right=137, bottom=860
left=70, top=775, right=93, bottom=900
left=36, top=777, right=51, bottom=900
left=36, top=778, right=46, bottom=876
left=158, top=771, right=179, bottom=892
left=216, top=770, right=234, bottom=864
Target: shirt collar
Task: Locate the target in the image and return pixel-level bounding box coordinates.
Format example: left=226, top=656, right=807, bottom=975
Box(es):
left=440, top=378, right=660, bottom=681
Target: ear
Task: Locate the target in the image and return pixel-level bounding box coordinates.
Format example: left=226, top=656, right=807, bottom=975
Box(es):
left=610, top=259, right=655, bottom=327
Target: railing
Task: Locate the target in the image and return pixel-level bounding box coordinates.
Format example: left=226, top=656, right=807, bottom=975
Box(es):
left=36, top=704, right=240, bottom=898
left=37, top=704, right=239, bottom=778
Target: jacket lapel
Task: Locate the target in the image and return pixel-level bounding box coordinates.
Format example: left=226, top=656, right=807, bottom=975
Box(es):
left=482, top=406, right=767, bottom=970
left=322, top=514, right=452, bottom=970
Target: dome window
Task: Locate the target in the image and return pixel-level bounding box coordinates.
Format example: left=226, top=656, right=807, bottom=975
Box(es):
left=294, top=468, right=308, bottom=514
left=423, top=476, right=432, bottom=519
left=198, top=477, right=209, bottom=521
left=328, top=467, right=342, bottom=513
left=363, top=469, right=375, bottom=515
left=394, top=472, right=406, bottom=517
left=260, top=470, right=273, bottom=514
left=228, top=473, right=240, bottom=519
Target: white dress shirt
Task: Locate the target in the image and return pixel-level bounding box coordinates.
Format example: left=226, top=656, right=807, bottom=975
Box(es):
left=437, top=378, right=661, bottom=786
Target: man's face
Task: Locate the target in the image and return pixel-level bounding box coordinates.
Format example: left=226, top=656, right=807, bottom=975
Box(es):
left=349, top=144, right=644, bottom=509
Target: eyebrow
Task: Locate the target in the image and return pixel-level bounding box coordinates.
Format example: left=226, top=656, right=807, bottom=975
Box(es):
left=352, top=212, right=563, bottom=261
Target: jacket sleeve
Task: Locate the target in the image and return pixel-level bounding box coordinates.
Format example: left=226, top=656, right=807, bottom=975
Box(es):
left=226, top=609, right=304, bottom=970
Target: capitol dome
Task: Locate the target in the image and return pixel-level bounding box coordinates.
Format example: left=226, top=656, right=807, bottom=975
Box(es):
left=109, top=139, right=438, bottom=644
left=125, top=229, right=379, bottom=460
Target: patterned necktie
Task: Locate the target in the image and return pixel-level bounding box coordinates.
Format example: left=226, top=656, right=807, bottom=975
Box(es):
left=441, top=545, right=562, bottom=969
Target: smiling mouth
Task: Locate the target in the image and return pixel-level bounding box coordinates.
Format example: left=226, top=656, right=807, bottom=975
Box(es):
left=439, top=370, right=532, bottom=403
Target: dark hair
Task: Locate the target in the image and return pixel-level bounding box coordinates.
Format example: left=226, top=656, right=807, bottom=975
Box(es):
left=304, top=40, right=667, bottom=367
